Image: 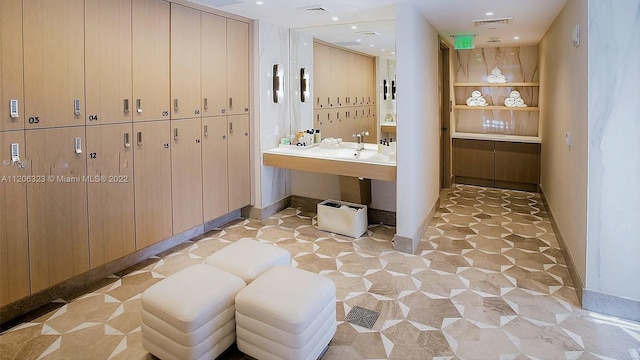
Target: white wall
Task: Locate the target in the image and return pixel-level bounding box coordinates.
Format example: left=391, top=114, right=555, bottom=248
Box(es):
left=394, top=3, right=441, bottom=251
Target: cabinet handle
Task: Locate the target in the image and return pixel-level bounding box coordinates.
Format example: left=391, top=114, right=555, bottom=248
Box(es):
left=204, top=125, right=208, bottom=137
left=136, top=99, right=142, bottom=113
left=124, top=133, right=131, bottom=148
left=174, top=99, right=179, bottom=112
left=174, top=128, right=179, bottom=141
left=137, top=131, right=143, bottom=146
left=74, top=99, right=81, bottom=116
left=229, top=97, right=233, bottom=109
left=229, top=122, right=233, bottom=133
left=123, top=99, right=129, bottom=114
left=337, top=97, right=340, bottom=105
left=204, top=98, right=208, bottom=110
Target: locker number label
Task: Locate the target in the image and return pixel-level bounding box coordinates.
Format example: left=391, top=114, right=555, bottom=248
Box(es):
left=88, top=115, right=99, bottom=121
left=163, top=143, right=169, bottom=149
left=89, top=152, right=97, bottom=159
left=194, top=110, right=200, bottom=115
left=28, top=116, right=40, bottom=124
left=162, top=111, right=169, bottom=117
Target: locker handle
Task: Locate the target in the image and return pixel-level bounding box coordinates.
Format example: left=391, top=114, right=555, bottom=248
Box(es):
left=229, top=97, right=233, bottom=109
left=136, top=99, right=142, bottom=113
left=174, top=128, right=179, bottom=141
left=74, top=137, right=82, bottom=154
left=229, top=122, right=233, bottom=134
left=204, top=98, right=208, bottom=110
left=124, top=133, right=131, bottom=148
left=137, top=131, right=143, bottom=146
left=123, top=99, right=130, bottom=114
left=74, top=99, right=81, bottom=116
left=204, top=125, right=209, bottom=137
left=174, top=99, right=179, bottom=112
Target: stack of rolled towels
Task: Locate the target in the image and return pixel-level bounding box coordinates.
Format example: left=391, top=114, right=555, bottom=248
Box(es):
left=504, top=90, right=527, bottom=107
left=466, top=90, right=488, bottom=106
left=487, top=68, right=507, bottom=83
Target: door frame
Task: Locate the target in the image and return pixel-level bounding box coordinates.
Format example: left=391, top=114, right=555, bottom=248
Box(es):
left=439, top=39, right=452, bottom=189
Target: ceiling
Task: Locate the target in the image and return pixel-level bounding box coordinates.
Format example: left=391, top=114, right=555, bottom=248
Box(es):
left=190, top=0, right=568, bottom=58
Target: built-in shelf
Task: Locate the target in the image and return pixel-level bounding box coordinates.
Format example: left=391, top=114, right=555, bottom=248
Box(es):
left=454, top=82, right=540, bottom=87
left=454, top=105, right=539, bottom=112
left=452, top=132, right=541, bottom=144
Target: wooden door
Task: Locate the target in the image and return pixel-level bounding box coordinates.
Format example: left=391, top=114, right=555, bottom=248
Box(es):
left=202, top=116, right=229, bottom=221
left=133, top=120, right=172, bottom=249
left=132, top=0, right=170, bottom=122
left=170, top=4, right=201, bottom=120
left=171, top=118, right=203, bottom=233
left=85, top=0, right=132, bottom=125
left=226, top=19, right=249, bottom=115
left=347, top=52, right=362, bottom=106
left=227, top=115, right=250, bottom=210
left=23, top=0, right=85, bottom=129
left=0, top=0, right=24, bottom=131
left=362, top=56, right=375, bottom=105
left=202, top=13, right=227, bottom=117
left=330, top=47, right=348, bottom=107
left=26, top=127, right=89, bottom=292
left=0, top=131, right=30, bottom=306
left=86, top=124, right=135, bottom=268
left=340, top=108, right=356, bottom=141
left=322, top=109, right=339, bottom=139
left=314, top=43, right=331, bottom=109
left=364, top=106, right=377, bottom=142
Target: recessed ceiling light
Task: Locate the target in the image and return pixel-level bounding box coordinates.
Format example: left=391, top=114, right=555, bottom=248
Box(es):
left=331, top=16, right=339, bottom=21
left=256, top=1, right=263, bottom=4
left=381, top=49, right=385, bottom=51
left=356, top=38, right=361, bottom=42
left=391, top=52, right=395, bottom=55
left=514, top=36, right=520, bottom=40
left=486, top=11, right=494, bottom=16
left=369, top=44, right=374, bottom=47
left=351, top=25, right=357, bottom=30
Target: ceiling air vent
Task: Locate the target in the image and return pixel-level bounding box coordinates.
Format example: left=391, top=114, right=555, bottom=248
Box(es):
left=335, top=41, right=362, bottom=46
left=298, top=4, right=333, bottom=13
left=472, top=17, right=513, bottom=27
left=356, top=31, right=381, bottom=37
left=487, top=37, right=502, bottom=44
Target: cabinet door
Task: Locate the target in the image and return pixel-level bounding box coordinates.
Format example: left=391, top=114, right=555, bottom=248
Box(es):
left=453, top=138, right=495, bottom=186
left=86, top=124, right=135, bottom=268
left=26, top=127, right=89, bottom=292
left=347, top=52, right=363, bottom=106
left=495, top=142, right=540, bottom=189
left=0, top=0, right=24, bottom=131
left=322, top=109, right=339, bottom=140
left=0, top=131, right=30, bottom=306
left=314, top=109, right=328, bottom=138
left=340, top=108, right=357, bottom=141
left=85, top=0, right=132, bottom=125
left=133, top=120, right=172, bottom=249
left=362, top=56, right=375, bottom=105
left=132, top=0, right=170, bottom=122
left=330, top=47, right=348, bottom=107
left=365, top=106, right=377, bottom=143
left=227, top=19, right=249, bottom=115
left=313, top=43, right=331, bottom=109
left=171, top=4, right=201, bottom=120
left=23, top=0, right=85, bottom=129
left=202, top=13, right=227, bottom=117
left=171, top=118, right=203, bottom=234
left=227, top=115, right=250, bottom=210
left=202, top=116, right=229, bottom=221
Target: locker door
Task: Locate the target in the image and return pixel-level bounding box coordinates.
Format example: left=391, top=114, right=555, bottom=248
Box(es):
left=23, top=0, right=85, bottom=129
left=132, top=0, right=170, bottom=122
left=171, top=118, right=203, bottom=234
left=86, top=124, right=135, bottom=268
left=323, top=109, right=339, bottom=140
left=85, top=0, right=133, bottom=125
left=0, top=0, right=25, bottom=131
left=365, top=106, right=378, bottom=143
left=133, top=120, right=172, bottom=249
left=170, top=4, right=201, bottom=120
left=226, top=19, right=249, bottom=115
left=313, top=43, right=331, bottom=109
left=363, top=57, right=375, bottom=105
left=202, top=116, right=229, bottom=221
left=227, top=115, right=250, bottom=210
left=347, top=52, right=362, bottom=106
left=0, top=131, right=30, bottom=306
left=330, top=47, right=348, bottom=107
left=201, top=13, right=227, bottom=117
left=26, top=127, right=89, bottom=292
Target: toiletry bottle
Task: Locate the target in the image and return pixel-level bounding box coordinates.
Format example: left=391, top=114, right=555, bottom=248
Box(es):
left=314, top=129, right=321, bottom=143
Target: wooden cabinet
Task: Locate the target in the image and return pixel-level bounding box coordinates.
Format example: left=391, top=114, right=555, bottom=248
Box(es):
left=201, top=13, right=227, bottom=117
left=23, top=0, right=85, bottom=129
left=347, top=52, right=363, bottom=106
left=133, top=0, right=170, bottom=122
left=227, top=115, right=250, bottom=211
left=453, top=139, right=495, bottom=187
left=171, top=4, right=201, bottom=120
left=133, top=120, right=173, bottom=249
left=26, top=127, right=89, bottom=292
left=0, top=131, right=30, bottom=306
left=226, top=19, right=249, bottom=115
left=362, top=57, right=375, bottom=105
left=171, top=118, right=203, bottom=234
left=0, top=0, right=24, bottom=131
left=86, top=124, right=135, bottom=268
left=202, top=116, right=229, bottom=221
left=495, top=141, right=541, bottom=189
left=331, top=47, right=348, bottom=107
left=85, top=0, right=132, bottom=125
left=313, top=43, right=331, bottom=109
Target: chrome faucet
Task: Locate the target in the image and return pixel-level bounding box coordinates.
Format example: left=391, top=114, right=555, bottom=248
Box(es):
left=352, top=131, right=370, bottom=151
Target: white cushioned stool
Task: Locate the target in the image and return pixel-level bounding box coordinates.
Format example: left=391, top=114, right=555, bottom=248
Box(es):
left=141, top=264, right=246, bottom=360
left=235, top=266, right=337, bottom=360
left=205, top=238, right=291, bottom=283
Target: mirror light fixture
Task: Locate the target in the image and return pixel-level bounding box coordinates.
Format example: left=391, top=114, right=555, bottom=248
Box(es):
left=383, top=79, right=389, bottom=100
left=300, top=68, right=309, bottom=102
left=273, top=64, right=284, bottom=103
left=391, top=78, right=396, bottom=100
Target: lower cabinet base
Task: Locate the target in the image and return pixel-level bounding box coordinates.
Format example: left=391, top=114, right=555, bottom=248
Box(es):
left=0, top=210, right=241, bottom=326
left=454, top=176, right=539, bottom=192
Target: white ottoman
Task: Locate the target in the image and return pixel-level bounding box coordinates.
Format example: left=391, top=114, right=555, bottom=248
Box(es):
left=205, top=238, right=291, bottom=283
left=141, top=264, right=246, bottom=360
left=235, top=266, right=337, bottom=360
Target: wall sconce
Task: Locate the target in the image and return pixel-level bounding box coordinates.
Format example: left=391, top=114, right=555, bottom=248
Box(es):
left=300, top=68, right=309, bottom=102
left=391, top=78, right=396, bottom=100
left=273, top=64, right=284, bottom=103
left=383, top=79, right=389, bottom=100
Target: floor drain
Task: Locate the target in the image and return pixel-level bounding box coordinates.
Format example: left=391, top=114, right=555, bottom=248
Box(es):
left=345, top=306, right=380, bottom=329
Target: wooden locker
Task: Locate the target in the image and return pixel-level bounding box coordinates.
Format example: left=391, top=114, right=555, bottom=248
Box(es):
left=86, top=124, right=135, bottom=268
left=23, top=0, right=85, bottom=129
left=202, top=116, right=229, bottom=221
left=201, top=13, right=227, bottom=117
left=170, top=4, right=201, bottom=120
left=330, top=47, right=348, bottom=107
left=132, top=0, right=170, bottom=122
left=227, top=115, right=250, bottom=211
left=347, top=52, right=363, bottom=106
left=314, top=109, right=328, bottom=136
left=322, top=109, right=339, bottom=140
left=26, top=127, right=89, bottom=292
left=171, top=118, right=203, bottom=234
left=365, top=106, right=377, bottom=143
left=226, top=19, right=250, bottom=115
left=133, top=120, right=172, bottom=249
left=313, top=43, right=331, bottom=109
left=0, top=131, right=30, bottom=306
left=0, top=0, right=25, bottom=131
left=362, top=57, right=375, bottom=105
left=85, top=0, right=133, bottom=125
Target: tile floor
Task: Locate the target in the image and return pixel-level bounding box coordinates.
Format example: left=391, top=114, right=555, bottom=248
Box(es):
left=2, top=185, right=640, bottom=359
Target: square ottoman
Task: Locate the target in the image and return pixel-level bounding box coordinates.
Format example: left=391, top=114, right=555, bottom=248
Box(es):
left=141, top=264, right=246, bottom=360
left=235, top=266, right=337, bottom=360
left=205, top=238, right=291, bottom=283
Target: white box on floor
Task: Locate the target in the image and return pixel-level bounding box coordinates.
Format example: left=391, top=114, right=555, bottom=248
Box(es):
left=317, top=199, right=367, bottom=238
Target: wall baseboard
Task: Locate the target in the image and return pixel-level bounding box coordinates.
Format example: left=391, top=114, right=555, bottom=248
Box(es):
left=392, top=191, right=441, bottom=254
left=290, top=195, right=396, bottom=226
left=582, top=290, right=640, bottom=322
left=242, top=197, right=291, bottom=221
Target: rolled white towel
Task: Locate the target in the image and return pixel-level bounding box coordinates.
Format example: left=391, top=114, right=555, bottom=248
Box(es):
left=491, top=68, right=502, bottom=76
left=495, top=75, right=507, bottom=83
left=509, top=90, right=521, bottom=99
left=504, top=98, right=517, bottom=107
left=466, top=97, right=478, bottom=106
left=515, top=98, right=526, bottom=107
left=471, top=90, right=482, bottom=98
left=476, top=97, right=488, bottom=106
left=487, top=75, right=498, bottom=83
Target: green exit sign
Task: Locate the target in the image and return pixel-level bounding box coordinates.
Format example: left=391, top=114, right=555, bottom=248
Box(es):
left=454, top=35, right=475, bottom=50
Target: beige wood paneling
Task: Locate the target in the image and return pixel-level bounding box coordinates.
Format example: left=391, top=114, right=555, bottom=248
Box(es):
left=495, top=142, right=541, bottom=185
left=0, top=0, right=24, bottom=131
left=453, top=138, right=495, bottom=181
left=171, top=118, right=203, bottom=234
left=331, top=47, right=348, bottom=107
left=347, top=52, right=363, bottom=106
left=227, top=115, right=250, bottom=211
left=171, top=4, right=201, bottom=120
left=226, top=19, right=249, bottom=115
left=313, top=43, right=331, bottom=109
left=201, top=13, right=227, bottom=117
left=202, top=116, right=229, bottom=221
